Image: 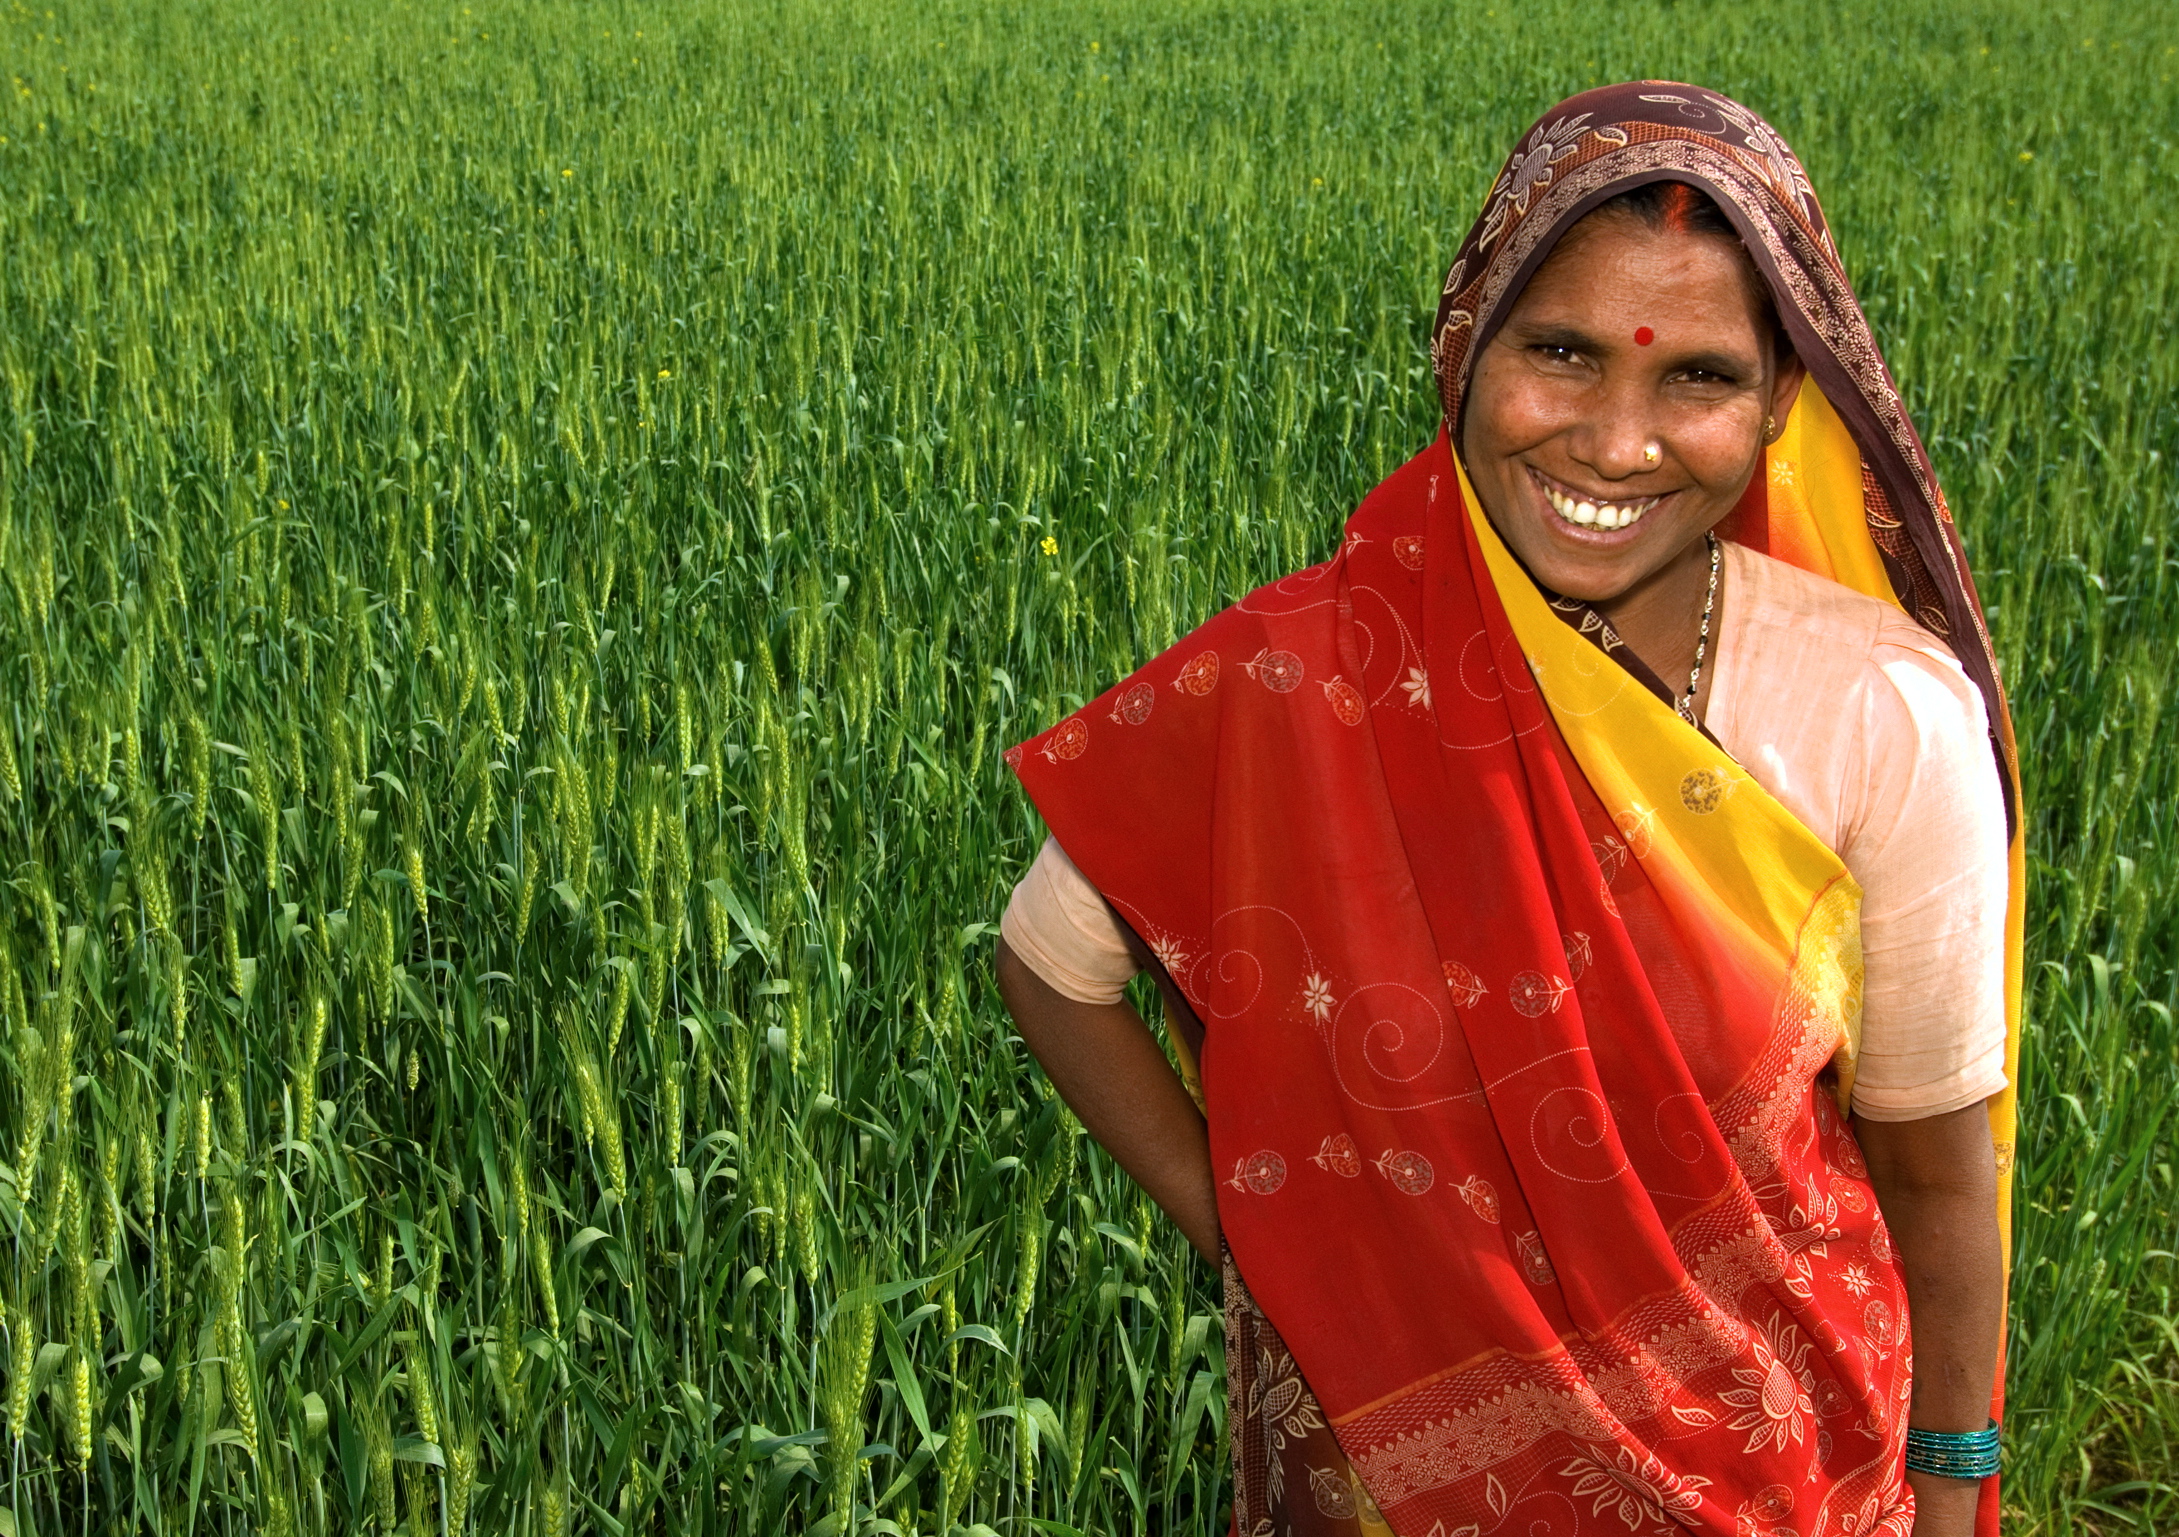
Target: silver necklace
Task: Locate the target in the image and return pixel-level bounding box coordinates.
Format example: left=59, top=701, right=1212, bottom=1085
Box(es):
left=1677, top=532, right=1721, bottom=725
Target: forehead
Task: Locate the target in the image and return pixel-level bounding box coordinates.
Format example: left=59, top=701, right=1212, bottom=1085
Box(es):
left=1511, top=219, right=1765, bottom=342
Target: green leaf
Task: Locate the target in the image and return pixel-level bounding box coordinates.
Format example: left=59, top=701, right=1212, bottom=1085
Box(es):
left=1092, top=1221, right=1146, bottom=1268
left=819, top=1271, right=938, bottom=1333
left=392, top=1435, right=445, bottom=1467
left=255, top=1316, right=302, bottom=1370
left=335, top=1293, right=404, bottom=1372
left=565, top=1225, right=613, bottom=1259
left=878, top=1311, right=933, bottom=1445
left=704, top=878, right=772, bottom=963
left=1164, top=1370, right=1216, bottom=1498
left=745, top=1427, right=827, bottom=1457
left=872, top=1443, right=937, bottom=1509
left=104, top=1351, right=164, bottom=1407
left=944, top=1323, right=1013, bottom=1356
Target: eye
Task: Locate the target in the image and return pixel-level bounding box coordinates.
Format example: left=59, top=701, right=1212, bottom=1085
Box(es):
left=1531, top=344, right=1584, bottom=366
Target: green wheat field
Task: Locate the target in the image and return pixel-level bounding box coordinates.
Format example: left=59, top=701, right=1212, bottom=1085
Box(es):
left=0, top=0, right=2173, bottom=1531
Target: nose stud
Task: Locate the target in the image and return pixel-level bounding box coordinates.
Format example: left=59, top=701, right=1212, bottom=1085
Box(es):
left=1642, top=442, right=1661, bottom=466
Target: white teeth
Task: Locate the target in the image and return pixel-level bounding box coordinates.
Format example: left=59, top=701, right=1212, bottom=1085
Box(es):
left=1543, top=481, right=1657, bottom=532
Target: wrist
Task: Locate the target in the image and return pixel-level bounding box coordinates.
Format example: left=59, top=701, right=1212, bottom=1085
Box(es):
left=1903, top=1467, right=1979, bottom=1535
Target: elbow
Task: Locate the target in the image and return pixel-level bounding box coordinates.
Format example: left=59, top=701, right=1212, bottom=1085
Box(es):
left=1868, top=1168, right=1997, bottom=1210
left=1858, top=1145, right=2001, bottom=1209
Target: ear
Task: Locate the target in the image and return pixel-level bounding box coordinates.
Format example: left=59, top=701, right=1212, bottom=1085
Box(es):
left=1768, top=350, right=1808, bottom=437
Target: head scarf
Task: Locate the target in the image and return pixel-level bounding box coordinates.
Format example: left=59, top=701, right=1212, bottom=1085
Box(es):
left=1434, top=82, right=2015, bottom=822
left=1010, top=84, right=2018, bottom=1537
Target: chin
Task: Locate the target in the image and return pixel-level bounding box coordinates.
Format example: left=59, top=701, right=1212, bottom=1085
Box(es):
left=1530, top=563, right=1638, bottom=606
left=1508, top=523, right=1673, bottom=605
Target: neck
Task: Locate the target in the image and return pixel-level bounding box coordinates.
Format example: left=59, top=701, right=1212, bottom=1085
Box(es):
left=1597, top=530, right=1717, bottom=712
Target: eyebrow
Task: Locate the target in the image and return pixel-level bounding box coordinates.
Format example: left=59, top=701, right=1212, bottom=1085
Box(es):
left=1503, top=320, right=1600, bottom=352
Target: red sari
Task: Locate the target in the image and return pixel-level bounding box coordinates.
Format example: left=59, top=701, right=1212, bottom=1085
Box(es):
left=1010, top=84, right=2020, bottom=1537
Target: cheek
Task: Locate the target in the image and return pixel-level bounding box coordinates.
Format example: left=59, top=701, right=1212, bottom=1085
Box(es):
left=1665, top=404, right=1764, bottom=487
left=1469, top=373, right=1580, bottom=454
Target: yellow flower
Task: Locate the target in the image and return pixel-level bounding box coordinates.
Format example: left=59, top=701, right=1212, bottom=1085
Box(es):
left=1090, top=40, right=1099, bottom=51
left=278, top=500, right=290, bottom=510
left=657, top=368, right=671, bottom=380
left=2018, top=150, right=2033, bottom=162
left=561, top=168, right=573, bottom=178
left=1039, top=536, right=1058, bottom=557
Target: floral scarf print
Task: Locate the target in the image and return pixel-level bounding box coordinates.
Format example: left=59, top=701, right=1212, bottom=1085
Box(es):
left=1010, top=84, right=2019, bottom=1537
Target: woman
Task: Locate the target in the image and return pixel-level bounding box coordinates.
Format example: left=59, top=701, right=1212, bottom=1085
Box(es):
left=997, top=84, right=2018, bottom=1537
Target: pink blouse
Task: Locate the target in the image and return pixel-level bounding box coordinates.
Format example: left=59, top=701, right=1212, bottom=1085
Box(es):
left=1001, top=540, right=2011, bottom=1121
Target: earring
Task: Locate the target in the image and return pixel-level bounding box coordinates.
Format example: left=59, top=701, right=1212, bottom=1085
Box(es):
left=1641, top=442, right=1661, bottom=466
left=1762, top=414, right=1777, bottom=443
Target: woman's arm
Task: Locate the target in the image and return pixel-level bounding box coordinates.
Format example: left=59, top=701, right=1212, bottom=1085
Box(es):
left=1852, top=1102, right=2004, bottom=1537
left=994, top=936, right=1221, bottom=1264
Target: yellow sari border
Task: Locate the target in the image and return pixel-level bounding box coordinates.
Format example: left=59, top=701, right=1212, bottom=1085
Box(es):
left=1456, top=452, right=1868, bottom=1111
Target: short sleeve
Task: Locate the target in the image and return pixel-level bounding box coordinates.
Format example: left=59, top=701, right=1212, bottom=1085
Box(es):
left=999, top=836, right=1142, bottom=1005
left=1839, top=625, right=2010, bottom=1121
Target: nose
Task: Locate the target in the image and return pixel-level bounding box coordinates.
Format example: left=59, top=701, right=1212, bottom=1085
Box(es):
left=1570, top=387, right=1666, bottom=481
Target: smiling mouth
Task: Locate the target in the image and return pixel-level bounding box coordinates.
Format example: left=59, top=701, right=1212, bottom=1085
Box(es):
left=1532, top=469, right=1663, bottom=532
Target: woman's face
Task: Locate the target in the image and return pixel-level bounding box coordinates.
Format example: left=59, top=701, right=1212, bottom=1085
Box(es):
left=1459, top=213, right=1805, bottom=606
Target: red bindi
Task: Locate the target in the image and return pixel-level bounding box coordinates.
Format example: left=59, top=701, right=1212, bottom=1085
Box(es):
left=1634, top=326, right=1655, bottom=346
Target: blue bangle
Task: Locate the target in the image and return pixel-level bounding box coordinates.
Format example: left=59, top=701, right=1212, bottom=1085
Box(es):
left=1904, top=1420, right=2000, bottom=1480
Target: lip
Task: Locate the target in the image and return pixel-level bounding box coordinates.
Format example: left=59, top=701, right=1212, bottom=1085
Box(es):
left=1525, top=466, right=1679, bottom=544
